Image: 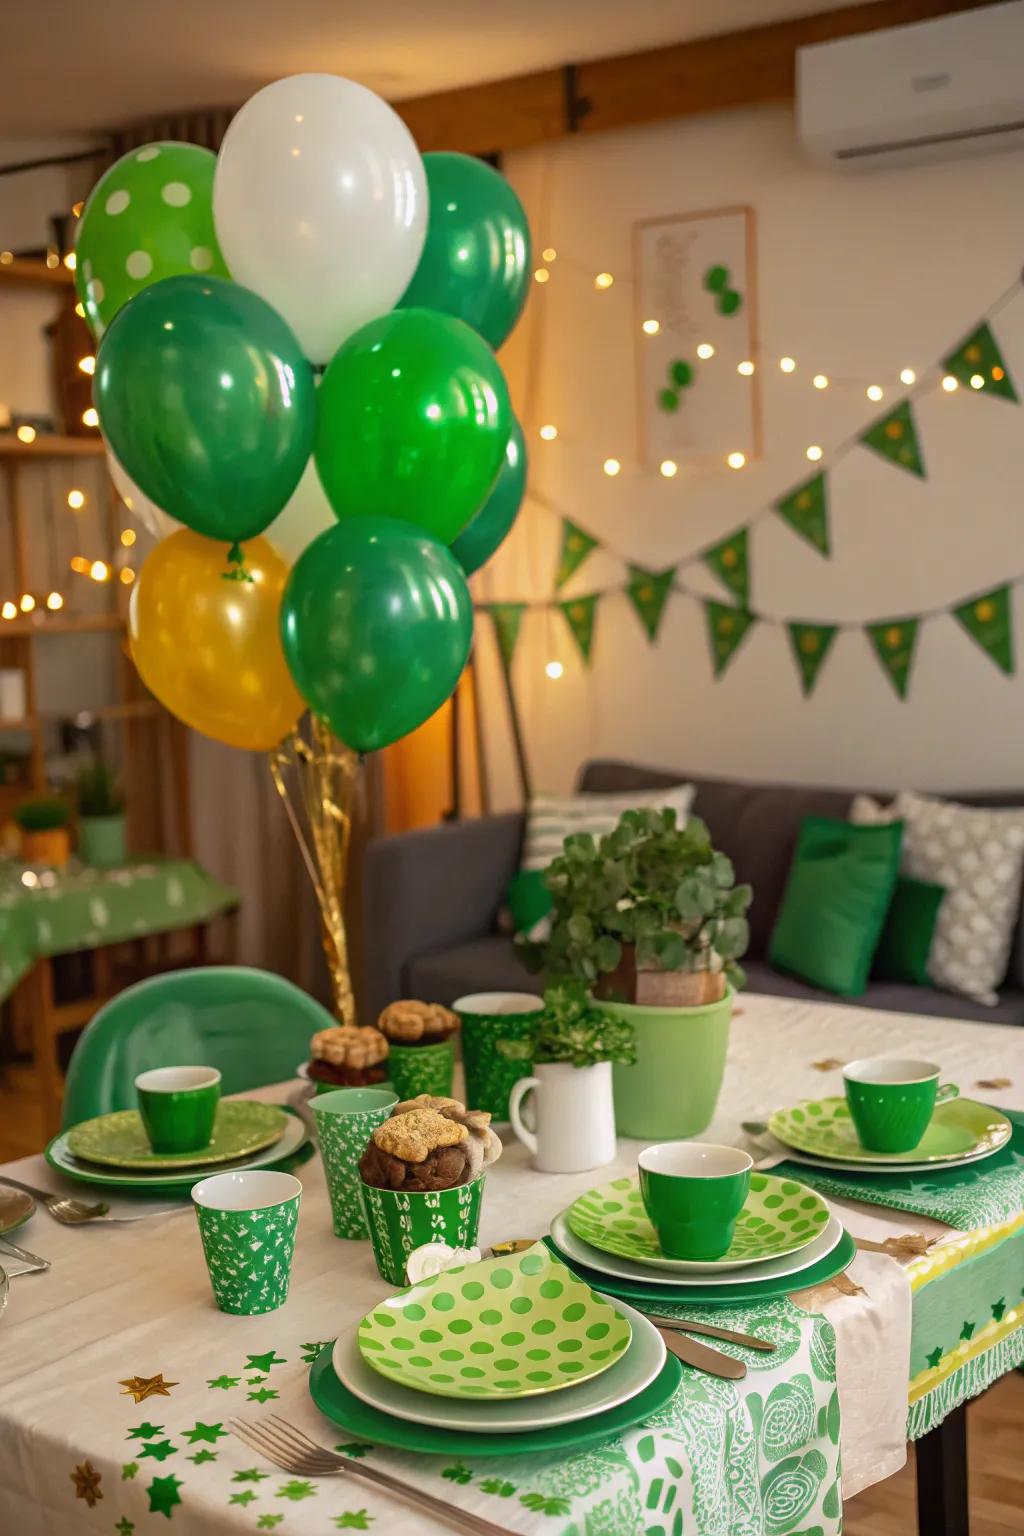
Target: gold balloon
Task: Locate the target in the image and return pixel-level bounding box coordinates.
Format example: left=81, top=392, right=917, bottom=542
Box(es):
left=130, top=529, right=304, bottom=752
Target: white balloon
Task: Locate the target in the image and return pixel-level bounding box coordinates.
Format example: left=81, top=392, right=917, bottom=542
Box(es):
left=213, top=74, right=428, bottom=365
left=263, top=458, right=335, bottom=564
left=106, top=452, right=179, bottom=540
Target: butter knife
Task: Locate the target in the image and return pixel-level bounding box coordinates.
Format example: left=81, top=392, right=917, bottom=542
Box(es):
left=645, top=1315, right=775, bottom=1352
left=656, top=1326, right=747, bottom=1380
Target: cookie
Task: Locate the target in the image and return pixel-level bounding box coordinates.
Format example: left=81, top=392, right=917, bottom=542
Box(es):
left=372, top=1107, right=467, bottom=1164
left=378, top=1000, right=461, bottom=1046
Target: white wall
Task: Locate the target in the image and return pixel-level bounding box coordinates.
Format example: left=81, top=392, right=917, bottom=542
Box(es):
left=479, top=104, right=1024, bottom=806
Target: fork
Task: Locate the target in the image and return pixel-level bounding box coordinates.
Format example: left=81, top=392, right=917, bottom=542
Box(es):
left=0, top=1236, right=50, bottom=1275
left=230, top=1416, right=516, bottom=1536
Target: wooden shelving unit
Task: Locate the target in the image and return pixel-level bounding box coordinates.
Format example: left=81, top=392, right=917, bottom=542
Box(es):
left=0, top=256, right=74, bottom=290
left=0, top=434, right=104, bottom=458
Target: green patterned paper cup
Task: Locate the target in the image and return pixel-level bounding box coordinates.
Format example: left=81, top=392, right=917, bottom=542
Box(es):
left=454, top=991, right=542, bottom=1121
left=192, top=1170, right=301, bottom=1315
left=362, top=1175, right=485, bottom=1286
left=311, top=1088, right=398, bottom=1240
left=386, top=1040, right=455, bottom=1102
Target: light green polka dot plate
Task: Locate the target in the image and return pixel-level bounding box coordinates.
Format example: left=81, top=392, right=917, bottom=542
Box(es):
left=357, top=1241, right=631, bottom=1400
left=768, top=1096, right=1013, bottom=1165
left=567, top=1172, right=830, bottom=1273
left=65, top=1101, right=288, bottom=1170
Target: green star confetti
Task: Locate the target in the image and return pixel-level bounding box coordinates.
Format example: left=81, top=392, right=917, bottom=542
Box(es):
left=230, top=1491, right=258, bottom=1507
left=139, top=1441, right=177, bottom=1463
left=183, top=1422, right=226, bottom=1445
left=127, top=1423, right=163, bottom=1441
left=121, top=1464, right=139, bottom=1481
left=233, top=1468, right=270, bottom=1483
left=248, top=1387, right=279, bottom=1404
left=115, top=1520, right=135, bottom=1535
left=246, top=1351, right=286, bottom=1373
left=300, top=1341, right=334, bottom=1364
left=257, top=1518, right=284, bottom=1530
left=276, top=1479, right=318, bottom=1501
left=333, top=1513, right=373, bottom=1530
left=187, top=1450, right=218, bottom=1466
left=206, top=1376, right=240, bottom=1391
left=147, top=1473, right=183, bottom=1519
left=334, top=1444, right=369, bottom=1459
left=926, top=1346, right=944, bottom=1369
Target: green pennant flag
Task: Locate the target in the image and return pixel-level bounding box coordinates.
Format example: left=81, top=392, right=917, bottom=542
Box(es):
left=787, top=623, right=838, bottom=696
left=866, top=617, right=919, bottom=699
left=705, top=601, right=756, bottom=678
left=860, top=400, right=925, bottom=478
left=774, top=473, right=830, bottom=557
left=560, top=594, right=598, bottom=663
left=489, top=603, right=525, bottom=670
left=942, top=322, right=1018, bottom=403
left=555, top=519, right=599, bottom=589
left=626, top=566, right=675, bottom=641
left=953, top=585, right=1014, bottom=674
left=703, top=530, right=749, bottom=607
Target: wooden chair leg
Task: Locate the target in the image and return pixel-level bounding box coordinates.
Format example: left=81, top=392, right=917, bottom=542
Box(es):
left=916, top=1401, right=969, bottom=1536
left=27, top=958, right=63, bottom=1141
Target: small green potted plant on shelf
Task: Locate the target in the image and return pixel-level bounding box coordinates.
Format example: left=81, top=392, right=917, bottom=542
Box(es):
left=521, top=807, right=752, bottom=1140
left=504, top=980, right=635, bottom=1173
left=75, top=755, right=127, bottom=867
left=14, top=797, right=72, bottom=868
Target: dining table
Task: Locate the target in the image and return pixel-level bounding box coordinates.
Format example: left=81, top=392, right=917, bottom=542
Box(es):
left=0, top=992, right=1021, bottom=1536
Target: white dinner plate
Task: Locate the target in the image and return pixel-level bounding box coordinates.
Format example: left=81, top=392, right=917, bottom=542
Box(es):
left=550, top=1207, right=843, bottom=1289
left=332, top=1295, right=664, bottom=1433
left=47, top=1112, right=309, bottom=1187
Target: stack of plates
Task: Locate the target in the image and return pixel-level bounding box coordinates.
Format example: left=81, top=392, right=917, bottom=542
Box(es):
left=766, top=1096, right=1013, bottom=1174
left=309, top=1242, right=683, bottom=1455
left=45, top=1102, right=310, bottom=1196
left=547, top=1171, right=856, bottom=1307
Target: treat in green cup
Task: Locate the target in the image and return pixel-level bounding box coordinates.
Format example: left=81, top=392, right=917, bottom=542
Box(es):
left=311, top=1087, right=398, bottom=1239
left=639, top=1142, right=752, bottom=1260
left=362, top=1175, right=486, bottom=1286
left=192, top=1169, right=301, bottom=1314
left=135, top=1064, right=221, bottom=1152
left=386, top=1039, right=455, bottom=1101
left=453, top=991, right=542, bottom=1120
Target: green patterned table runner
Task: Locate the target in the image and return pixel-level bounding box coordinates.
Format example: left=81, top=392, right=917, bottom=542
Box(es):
left=775, top=1110, right=1024, bottom=1229
left=0, top=858, right=238, bottom=1003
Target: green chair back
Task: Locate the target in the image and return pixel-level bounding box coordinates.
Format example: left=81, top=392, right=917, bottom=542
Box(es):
left=62, top=966, right=334, bottom=1129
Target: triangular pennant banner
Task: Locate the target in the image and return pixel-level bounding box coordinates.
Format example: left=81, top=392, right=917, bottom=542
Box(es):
left=560, top=594, right=598, bottom=663
left=942, top=323, right=1018, bottom=404
left=489, top=603, right=525, bottom=669
left=860, top=401, right=925, bottom=478
left=626, top=565, right=675, bottom=641
left=953, top=585, right=1014, bottom=674
left=704, top=530, right=749, bottom=607
left=866, top=618, right=920, bottom=698
left=774, top=473, right=830, bottom=557
left=705, top=601, right=756, bottom=678
left=555, top=519, right=599, bottom=589
left=787, top=623, right=838, bottom=696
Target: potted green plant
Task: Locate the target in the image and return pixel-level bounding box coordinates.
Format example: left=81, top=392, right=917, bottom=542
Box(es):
left=75, top=756, right=127, bottom=867
left=521, top=807, right=752, bottom=1140
left=505, top=981, right=635, bottom=1172
left=14, top=797, right=72, bottom=868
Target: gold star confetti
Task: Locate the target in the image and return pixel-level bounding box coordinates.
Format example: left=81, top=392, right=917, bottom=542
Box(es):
left=119, top=1374, right=179, bottom=1404
left=71, top=1461, right=103, bottom=1507
left=812, top=1057, right=845, bottom=1072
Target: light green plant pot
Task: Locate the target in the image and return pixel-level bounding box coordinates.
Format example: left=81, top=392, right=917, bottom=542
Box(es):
left=387, top=1039, right=455, bottom=1102
left=599, top=986, right=734, bottom=1141
left=78, top=814, right=127, bottom=867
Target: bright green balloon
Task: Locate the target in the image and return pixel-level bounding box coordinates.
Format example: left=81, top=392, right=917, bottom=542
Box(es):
left=451, top=418, right=527, bottom=576
left=315, top=308, right=511, bottom=545
left=75, top=142, right=229, bottom=340
left=399, top=153, right=530, bottom=349
left=96, top=275, right=315, bottom=543
left=281, top=518, right=473, bottom=753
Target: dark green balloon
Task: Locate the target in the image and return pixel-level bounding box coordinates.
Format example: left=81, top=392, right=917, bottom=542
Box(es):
left=399, top=152, right=530, bottom=349
left=96, top=275, right=315, bottom=542
left=315, top=308, right=511, bottom=545
left=280, top=518, right=473, bottom=753
left=451, top=418, right=527, bottom=576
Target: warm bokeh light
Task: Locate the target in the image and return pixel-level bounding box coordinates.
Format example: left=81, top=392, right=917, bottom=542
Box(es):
left=533, top=268, right=549, bottom=284
left=89, top=560, right=110, bottom=582
left=659, top=459, right=678, bottom=478
left=812, top=374, right=829, bottom=390
left=120, top=528, right=137, bottom=546
left=1, top=601, right=16, bottom=620
left=603, top=458, right=621, bottom=476
left=67, top=488, right=85, bottom=510
left=737, top=360, right=755, bottom=377
left=46, top=591, right=63, bottom=611
left=541, top=247, right=557, bottom=263
left=63, top=251, right=76, bottom=271
left=74, top=301, right=85, bottom=318
left=19, top=593, right=35, bottom=613
left=119, top=567, right=136, bottom=585
left=942, top=375, right=959, bottom=392
left=642, top=319, right=660, bottom=335
left=727, top=451, right=746, bottom=470
left=866, top=385, right=884, bottom=402
left=69, top=556, right=89, bottom=574
left=82, top=407, right=99, bottom=428
left=16, top=424, right=36, bottom=444
left=900, top=368, right=916, bottom=385
left=806, top=444, right=824, bottom=462
left=545, top=660, right=564, bottom=679
left=696, top=343, right=715, bottom=360
left=594, top=272, right=614, bottom=290
left=78, top=355, right=96, bottom=375
left=779, top=356, right=796, bottom=373
left=970, top=373, right=985, bottom=390
left=539, top=424, right=558, bottom=441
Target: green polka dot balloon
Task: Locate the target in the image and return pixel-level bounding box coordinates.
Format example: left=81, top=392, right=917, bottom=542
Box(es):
left=358, top=1241, right=630, bottom=1400
left=75, top=142, right=229, bottom=339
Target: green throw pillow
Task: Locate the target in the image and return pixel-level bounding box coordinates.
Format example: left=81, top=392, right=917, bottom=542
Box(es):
left=769, top=816, right=904, bottom=996
left=507, top=867, right=553, bottom=939
left=873, top=876, right=945, bottom=985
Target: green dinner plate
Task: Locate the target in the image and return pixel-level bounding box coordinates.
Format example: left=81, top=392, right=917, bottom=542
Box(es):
left=358, top=1243, right=631, bottom=1400
left=568, top=1172, right=830, bottom=1271
left=309, top=1344, right=682, bottom=1456
left=0, top=1188, right=34, bottom=1237
left=65, top=1100, right=288, bottom=1169
left=768, top=1097, right=1013, bottom=1165
left=544, top=1228, right=857, bottom=1307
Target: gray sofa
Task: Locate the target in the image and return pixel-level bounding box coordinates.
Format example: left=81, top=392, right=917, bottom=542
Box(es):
left=362, top=760, right=1024, bottom=1027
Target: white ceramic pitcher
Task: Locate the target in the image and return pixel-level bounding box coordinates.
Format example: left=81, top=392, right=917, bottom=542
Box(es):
left=508, top=1061, right=617, bottom=1174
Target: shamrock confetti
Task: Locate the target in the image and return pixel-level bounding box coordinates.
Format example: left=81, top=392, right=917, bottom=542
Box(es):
left=246, top=1351, right=286, bottom=1373
left=70, top=1461, right=103, bottom=1507
left=234, top=1469, right=270, bottom=1483
left=334, top=1513, right=373, bottom=1530
left=301, top=1340, right=334, bottom=1363
left=481, top=1479, right=517, bottom=1497
left=277, top=1479, right=318, bottom=1501
left=120, top=1374, right=178, bottom=1404
left=139, top=1441, right=178, bottom=1462
left=183, top=1422, right=227, bottom=1445
left=115, top=1520, right=135, bottom=1535
left=257, top=1519, right=284, bottom=1530
left=122, top=1464, right=139, bottom=1481
left=147, top=1473, right=183, bottom=1519
left=442, top=1464, right=473, bottom=1485
left=521, top=1493, right=571, bottom=1516
left=187, top=1451, right=218, bottom=1466
left=207, top=1376, right=240, bottom=1391
left=230, top=1490, right=259, bottom=1507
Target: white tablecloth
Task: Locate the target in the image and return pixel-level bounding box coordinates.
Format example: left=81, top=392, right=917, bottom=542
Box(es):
left=0, top=994, right=1020, bottom=1534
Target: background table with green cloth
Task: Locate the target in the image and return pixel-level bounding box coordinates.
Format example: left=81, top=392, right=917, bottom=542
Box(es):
left=0, top=859, right=239, bottom=1003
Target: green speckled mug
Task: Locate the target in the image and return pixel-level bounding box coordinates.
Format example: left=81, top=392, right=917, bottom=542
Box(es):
left=844, top=1057, right=959, bottom=1153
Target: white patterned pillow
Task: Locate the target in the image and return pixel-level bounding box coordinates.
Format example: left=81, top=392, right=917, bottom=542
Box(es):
left=851, top=790, right=1024, bottom=1005
left=522, top=784, right=695, bottom=871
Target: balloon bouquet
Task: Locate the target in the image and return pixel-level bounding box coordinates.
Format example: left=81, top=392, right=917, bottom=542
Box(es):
left=76, top=74, right=531, bottom=1021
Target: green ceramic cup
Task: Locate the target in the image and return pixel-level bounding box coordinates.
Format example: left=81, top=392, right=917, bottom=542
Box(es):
left=192, top=1169, right=302, bottom=1314
left=454, top=991, right=543, bottom=1121
left=135, top=1065, right=221, bottom=1153
left=386, top=1040, right=456, bottom=1102
left=844, top=1057, right=959, bottom=1153
left=311, top=1088, right=398, bottom=1240
left=638, top=1142, right=753, bottom=1260
left=362, top=1175, right=485, bottom=1286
